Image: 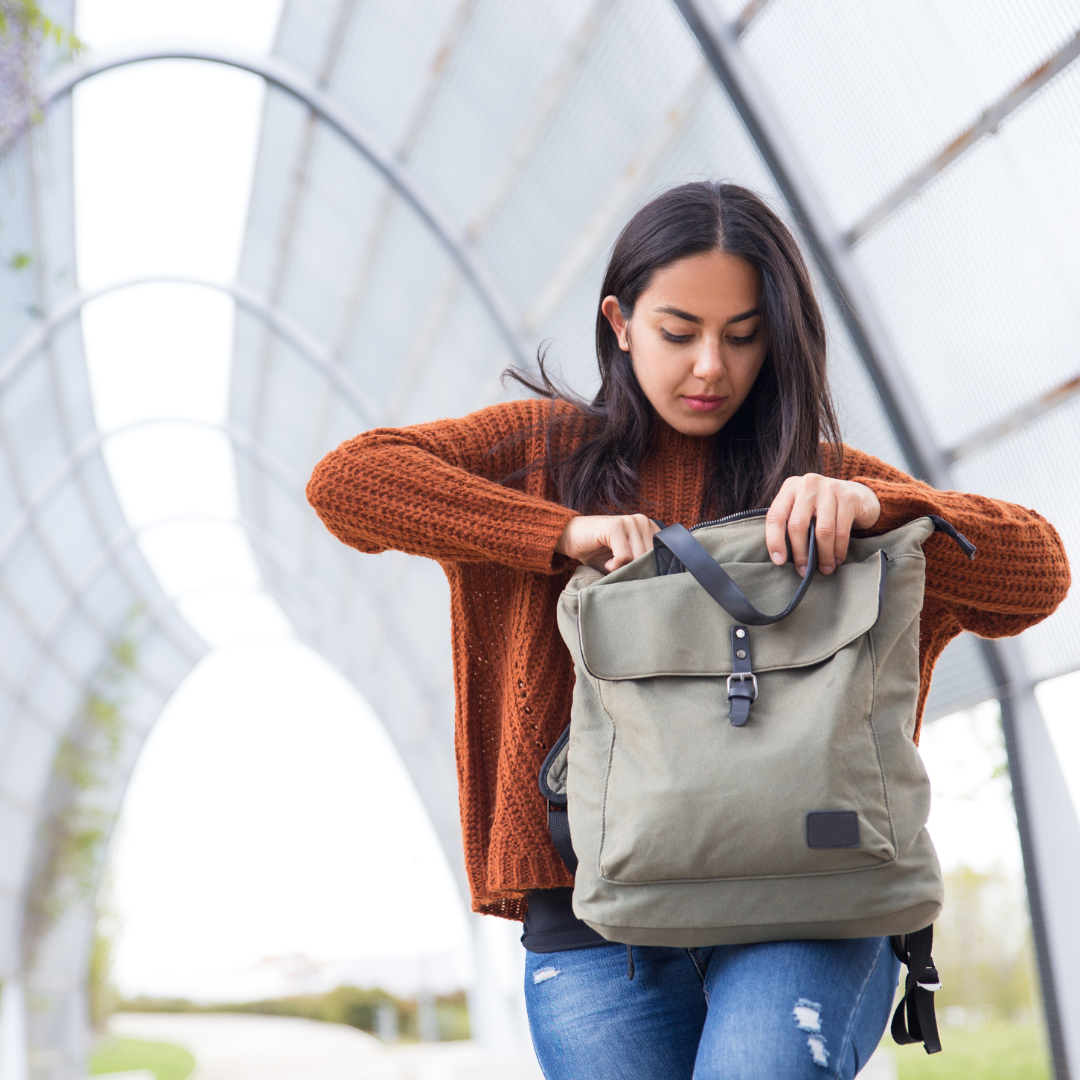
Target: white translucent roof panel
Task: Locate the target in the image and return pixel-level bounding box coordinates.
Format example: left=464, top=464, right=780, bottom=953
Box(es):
left=741, top=0, right=1080, bottom=232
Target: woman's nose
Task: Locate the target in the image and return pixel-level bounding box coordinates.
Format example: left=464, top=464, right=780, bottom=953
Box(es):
left=693, top=338, right=725, bottom=381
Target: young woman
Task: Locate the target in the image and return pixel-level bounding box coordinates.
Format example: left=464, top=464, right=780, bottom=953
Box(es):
left=307, top=182, right=1069, bottom=1079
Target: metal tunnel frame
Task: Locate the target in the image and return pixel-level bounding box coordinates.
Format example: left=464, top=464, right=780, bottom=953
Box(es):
left=676, top=3, right=1080, bottom=1077
left=18, top=17, right=1079, bottom=1078
left=40, top=43, right=534, bottom=374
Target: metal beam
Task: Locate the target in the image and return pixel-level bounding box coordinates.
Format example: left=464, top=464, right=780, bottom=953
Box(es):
left=31, top=43, right=532, bottom=371
left=673, top=0, right=950, bottom=486
left=945, top=372, right=1080, bottom=464
left=847, top=29, right=1080, bottom=246
left=675, top=4, right=1080, bottom=1075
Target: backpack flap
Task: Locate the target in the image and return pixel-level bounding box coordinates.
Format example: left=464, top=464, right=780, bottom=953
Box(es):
left=576, top=549, right=886, bottom=681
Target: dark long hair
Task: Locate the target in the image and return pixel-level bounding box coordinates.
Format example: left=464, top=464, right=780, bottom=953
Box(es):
left=506, top=181, right=842, bottom=516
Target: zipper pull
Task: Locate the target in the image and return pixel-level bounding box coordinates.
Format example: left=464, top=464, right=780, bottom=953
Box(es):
left=929, top=515, right=977, bottom=560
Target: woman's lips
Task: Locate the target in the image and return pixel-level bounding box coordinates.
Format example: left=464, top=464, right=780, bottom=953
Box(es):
left=682, top=395, right=726, bottom=413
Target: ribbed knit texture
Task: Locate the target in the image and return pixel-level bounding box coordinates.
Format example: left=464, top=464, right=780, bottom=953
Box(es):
left=307, top=398, right=1070, bottom=920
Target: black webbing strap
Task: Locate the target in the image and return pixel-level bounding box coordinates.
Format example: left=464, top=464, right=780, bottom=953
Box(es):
left=890, top=926, right=943, bottom=1054
left=547, top=802, right=578, bottom=875
left=653, top=522, right=818, bottom=625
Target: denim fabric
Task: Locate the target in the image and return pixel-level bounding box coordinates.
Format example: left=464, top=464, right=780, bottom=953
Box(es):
left=524, top=937, right=900, bottom=1079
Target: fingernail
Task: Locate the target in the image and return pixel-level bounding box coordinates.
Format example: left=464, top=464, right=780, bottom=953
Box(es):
left=797, top=565, right=806, bottom=576
left=770, top=551, right=784, bottom=564
left=822, top=566, right=833, bottom=575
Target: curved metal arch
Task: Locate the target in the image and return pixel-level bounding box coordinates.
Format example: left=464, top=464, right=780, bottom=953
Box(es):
left=35, top=44, right=532, bottom=371
left=0, top=415, right=454, bottom=716
left=0, top=274, right=383, bottom=424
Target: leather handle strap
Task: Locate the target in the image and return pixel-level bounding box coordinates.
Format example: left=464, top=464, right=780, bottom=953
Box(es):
left=653, top=521, right=818, bottom=625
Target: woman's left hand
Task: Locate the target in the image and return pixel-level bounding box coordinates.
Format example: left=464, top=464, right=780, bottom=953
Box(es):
left=765, top=474, right=881, bottom=577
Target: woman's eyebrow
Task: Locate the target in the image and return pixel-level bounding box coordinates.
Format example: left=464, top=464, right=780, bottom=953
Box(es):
left=654, top=305, right=703, bottom=324
left=653, top=305, right=760, bottom=325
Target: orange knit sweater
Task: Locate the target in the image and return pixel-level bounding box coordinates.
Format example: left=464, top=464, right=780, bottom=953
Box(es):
left=307, top=398, right=1070, bottom=920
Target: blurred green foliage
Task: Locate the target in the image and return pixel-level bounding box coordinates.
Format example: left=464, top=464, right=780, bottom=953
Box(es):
left=90, top=1036, right=195, bottom=1080
left=0, top=0, right=84, bottom=56
left=120, top=986, right=471, bottom=1043
left=894, top=1022, right=1049, bottom=1080
left=24, top=634, right=136, bottom=966
left=932, top=865, right=1039, bottom=1019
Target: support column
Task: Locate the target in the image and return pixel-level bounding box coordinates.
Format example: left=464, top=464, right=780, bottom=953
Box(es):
left=989, top=640, right=1080, bottom=1077
left=0, top=976, right=29, bottom=1080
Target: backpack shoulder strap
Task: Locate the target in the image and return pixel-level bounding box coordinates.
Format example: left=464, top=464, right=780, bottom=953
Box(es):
left=890, top=926, right=943, bottom=1054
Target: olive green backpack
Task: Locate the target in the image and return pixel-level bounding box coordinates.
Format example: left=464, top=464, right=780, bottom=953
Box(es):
left=541, top=510, right=976, bottom=1054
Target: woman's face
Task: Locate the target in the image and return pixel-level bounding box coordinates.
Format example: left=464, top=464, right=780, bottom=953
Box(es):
left=601, top=249, right=767, bottom=437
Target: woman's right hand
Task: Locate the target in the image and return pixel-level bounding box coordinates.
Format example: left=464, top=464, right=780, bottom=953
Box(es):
left=556, top=514, right=661, bottom=573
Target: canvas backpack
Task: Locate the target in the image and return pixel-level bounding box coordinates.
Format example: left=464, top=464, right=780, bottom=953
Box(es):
left=540, top=510, right=976, bottom=1054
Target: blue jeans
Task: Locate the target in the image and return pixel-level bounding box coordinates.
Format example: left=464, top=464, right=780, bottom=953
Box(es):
left=524, top=938, right=900, bottom=1079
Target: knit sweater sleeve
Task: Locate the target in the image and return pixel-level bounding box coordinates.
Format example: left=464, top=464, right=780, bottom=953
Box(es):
left=838, top=446, right=1071, bottom=636
left=305, top=398, right=578, bottom=573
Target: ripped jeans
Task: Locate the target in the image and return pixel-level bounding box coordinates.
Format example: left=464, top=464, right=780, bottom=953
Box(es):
left=524, top=938, right=900, bottom=1079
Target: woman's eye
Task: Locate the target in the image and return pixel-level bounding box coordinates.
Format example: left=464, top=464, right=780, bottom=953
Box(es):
left=660, top=328, right=693, bottom=343
left=729, top=332, right=759, bottom=345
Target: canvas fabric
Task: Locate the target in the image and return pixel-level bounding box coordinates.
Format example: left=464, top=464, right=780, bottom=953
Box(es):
left=545, top=515, right=945, bottom=947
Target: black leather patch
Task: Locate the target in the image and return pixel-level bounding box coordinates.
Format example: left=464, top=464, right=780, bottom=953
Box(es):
left=806, top=811, right=860, bottom=849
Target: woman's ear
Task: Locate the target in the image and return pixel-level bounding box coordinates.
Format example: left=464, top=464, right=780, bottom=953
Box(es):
left=601, top=295, right=631, bottom=352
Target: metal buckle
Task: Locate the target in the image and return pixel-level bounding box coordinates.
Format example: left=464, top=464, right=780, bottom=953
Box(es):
left=726, top=672, right=758, bottom=700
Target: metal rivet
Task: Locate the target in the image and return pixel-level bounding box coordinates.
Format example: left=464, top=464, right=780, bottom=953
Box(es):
left=735, top=628, right=746, bottom=638
left=736, top=649, right=747, bottom=659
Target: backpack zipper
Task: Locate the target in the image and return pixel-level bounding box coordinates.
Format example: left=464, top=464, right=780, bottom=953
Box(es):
left=688, top=507, right=976, bottom=559
left=690, top=507, right=770, bottom=532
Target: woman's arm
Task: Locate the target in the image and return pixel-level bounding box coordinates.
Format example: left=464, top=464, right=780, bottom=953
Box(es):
left=306, top=399, right=578, bottom=573
left=841, top=447, right=1071, bottom=636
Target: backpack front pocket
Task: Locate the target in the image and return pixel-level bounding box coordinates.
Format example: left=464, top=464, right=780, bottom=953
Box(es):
left=594, top=636, right=896, bottom=882
left=575, top=551, right=896, bottom=884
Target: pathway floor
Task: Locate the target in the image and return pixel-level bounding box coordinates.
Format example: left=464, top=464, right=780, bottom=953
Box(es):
left=109, top=1010, right=897, bottom=1079
left=109, top=1013, right=544, bottom=1080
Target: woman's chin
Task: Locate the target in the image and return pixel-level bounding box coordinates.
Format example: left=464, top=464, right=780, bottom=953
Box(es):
left=660, top=405, right=729, bottom=437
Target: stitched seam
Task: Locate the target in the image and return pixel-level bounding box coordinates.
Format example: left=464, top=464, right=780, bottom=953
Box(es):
left=595, top=679, right=618, bottom=880
left=834, top=936, right=890, bottom=1079
left=688, top=947, right=708, bottom=985
left=866, top=630, right=899, bottom=856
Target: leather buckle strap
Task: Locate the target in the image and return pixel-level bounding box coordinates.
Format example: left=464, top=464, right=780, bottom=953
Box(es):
left=725, top=672, right=758, bottom=698
left=727, top=623, right=756, bottom=726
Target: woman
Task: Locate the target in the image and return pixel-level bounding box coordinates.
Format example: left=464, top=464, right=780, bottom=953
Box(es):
left=307, top=182, right=1069, bottom=1078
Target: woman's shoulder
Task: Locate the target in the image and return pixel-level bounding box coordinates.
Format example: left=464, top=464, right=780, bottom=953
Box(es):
left=820, top=442, right=910, bottom=484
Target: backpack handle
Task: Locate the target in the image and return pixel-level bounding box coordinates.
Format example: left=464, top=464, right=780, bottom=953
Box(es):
left=653, top=521, right=818, bottom=626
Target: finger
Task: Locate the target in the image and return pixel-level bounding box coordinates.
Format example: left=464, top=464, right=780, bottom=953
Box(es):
left=787, top=484, right=819, bottom=576
left=604, top=521, right=634, bottom=571
left=586, top=547, right=613, bottom=571
left=813, top=489, right=838, bottom=575
left=834, top=488, right=858, bottom=566
left=765, top=481, right=798, bottom=565
left=628, top=515, right=655, bottom=561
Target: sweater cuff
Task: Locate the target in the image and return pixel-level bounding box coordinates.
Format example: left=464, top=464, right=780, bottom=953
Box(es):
left=519, top=503, right=579, bottom=574
left=851, top=475, right=943, bottom=534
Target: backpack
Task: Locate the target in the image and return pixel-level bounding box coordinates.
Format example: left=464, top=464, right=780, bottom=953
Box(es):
left=540, top=510, right=974, bottom=1054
